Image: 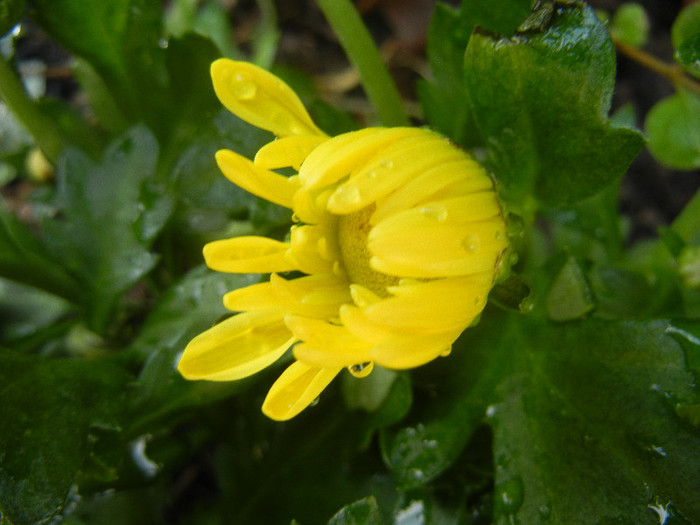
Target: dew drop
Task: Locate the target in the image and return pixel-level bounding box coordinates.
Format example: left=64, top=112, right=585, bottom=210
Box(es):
left=333, top=185, right=362, bottom=206
left=365, top=170, right=378, bottom=179
left=158, top=38, right=169, bottom=49
left=348, top=361, right=374, bottom=378
left=309, top=396, right=320, bottom=407
left=462, top=234, right=481, bottom=252
left=420, top=205, right=448, bottom=222
left=380, top=159, right=394, bottom=168
left=232, top=72, right=258, bottom=100
left=439, top=347, right=452, bottom=357
left=509, top=252, right=520, bottom=265
left=495, top=229, right=504, bottom=241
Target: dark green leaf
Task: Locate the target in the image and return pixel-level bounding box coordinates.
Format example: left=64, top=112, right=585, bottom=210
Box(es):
left=0, top=203, right=81, bottom=302
left=464, top=1, right=645, bottom=208
left=545, top=256, right=595, bottom=321
left=645, top=90, right=700, bottom=170
left=43, top=127, right=164, bottom=333
left=328, top=496, right=383, bottom=525
left=31, top=0, right=167, bottom=126
left=418, top=0, right=530, bottom=145
left=380, top=320, right=510, bottom=489
left=488, top=316, right=700, bottom=524
left=676, top=33, right=700, bottom=78
left=0, top=354, right=133, bottom=525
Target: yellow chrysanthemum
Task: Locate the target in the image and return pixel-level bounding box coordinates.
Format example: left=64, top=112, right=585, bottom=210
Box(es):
left=177, top=59, right=508, bottom=420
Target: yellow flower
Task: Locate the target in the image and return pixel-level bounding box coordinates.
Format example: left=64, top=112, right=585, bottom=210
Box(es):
left=177, top=59, right=508, bottom=420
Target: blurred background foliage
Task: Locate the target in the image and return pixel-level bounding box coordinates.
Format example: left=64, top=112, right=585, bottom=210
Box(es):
left=0, top=0, right=699, bottom=523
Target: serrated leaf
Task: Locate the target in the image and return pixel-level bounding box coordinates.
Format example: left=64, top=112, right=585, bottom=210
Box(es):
left=43, top=127, right=165, bottom=333
left=463, top=1, right=645, bottom=208
left=0, top=354, right=133, bottom=525
left=328, top=496, right=383, bottom=525
left=645, top=90, right=700, bottom=170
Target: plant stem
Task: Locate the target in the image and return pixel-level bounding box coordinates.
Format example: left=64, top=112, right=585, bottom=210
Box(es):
left=0, top=55, right=65, bottom=163
left=672, top=187, right=700, bottom=243
left=613, top=38, right=700, bottom=97
left=315, top=0, right=409, bottom=127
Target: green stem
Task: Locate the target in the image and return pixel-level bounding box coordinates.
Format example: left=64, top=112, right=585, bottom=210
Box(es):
left=315, top=0, right=409, bottom=127
left=671, top=187, right=700, bottom=243
left=0, top=55, right=65, bottom=163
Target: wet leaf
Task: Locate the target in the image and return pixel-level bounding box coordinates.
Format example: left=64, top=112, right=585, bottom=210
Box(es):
left=464, top=1, right=645, bottom=208
left=328, top=496, right=383, bottom=525
left=0, top=354, right=132, bottom=525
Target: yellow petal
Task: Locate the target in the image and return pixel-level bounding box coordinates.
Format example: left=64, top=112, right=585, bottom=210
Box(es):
left=370, top=330, right=461, bottom=369
left=215, top=149, right=299, bottom=208
left=271, top=273, right=351, bottom=318
left=372, top=159, right=493, bottom=224
left=326, top=132, right=462, bottom=214
left=255, top=136, right=328, bottom=170
left=262, top=361, right=341, bottom=420
left=204, top=236, right=297, bottom=273
left=211, top=59, right=325, bottom=138
left=223, top=280, right=280, bottom=311
left=368, top=199, right=507, bottom=278
left=286, top=315, right=372, bottom=366
left=177, top=309, right=295, bottom=381
left=286, top=224, right=337, bottom=274
left=364, top=275, right=492, bottom=333
left=298, top=128, right=416, bottom=190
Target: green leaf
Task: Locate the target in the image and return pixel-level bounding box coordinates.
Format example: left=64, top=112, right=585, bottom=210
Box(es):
left=545, top=256, right=595, bottom=321
left=43, top=127, right=166, bottom=333
left=645, top=90, right=700, bottom=170
left=671, top=1, right=700, bottom=50
left=0, top=354, right=133, bottom=525
left=490, top=317, right=700, bottom=524
left=418, top=0, right=531, bottom=145
left=463, top=1, right=645, bottom=208
left=610, top=3, right=649, bottom=48
left=0, top=0, right=25, bottom=37
left=0, top=203, right=81, bottom=302
left=328, top=496, right=383, bottom=525
left=676, top=33, right=700, bottom=78
left=31, top=0, right=167, bottom=126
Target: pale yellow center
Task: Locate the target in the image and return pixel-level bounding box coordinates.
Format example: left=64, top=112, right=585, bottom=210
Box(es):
left=338, top=204, right=399, bottom=297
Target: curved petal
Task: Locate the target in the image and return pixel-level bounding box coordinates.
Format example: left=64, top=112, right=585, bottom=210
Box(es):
left=286, top=224, right=338, bottom=274
left=298, top=128, right=414, bottom=190
left=286, top=315, right=372, bottom=366
left=271, top=273, right=351, bottom=318
left=262, top=361, right=342, bottom=420
left=177, top=309, right=295, bottom=381
left=370, top=330, right=461, bottom=369
left=211, top=59, right=325, bottom=138
left=255, top=136, right=328, bottom=170
left=204, top=236, right=297, bottom=273
left=216, top=149, right=299, bottom=208
left=223, top=280, right=281, bottom=311
left=327, top=133, right=462, bottom=214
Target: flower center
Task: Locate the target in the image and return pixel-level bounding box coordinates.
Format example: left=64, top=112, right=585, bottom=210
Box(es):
left=338, top=204, right=399, bottom=297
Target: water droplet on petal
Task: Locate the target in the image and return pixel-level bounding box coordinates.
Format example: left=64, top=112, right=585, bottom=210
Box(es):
left=439, top=347, right=452, bottom=357
left=420, top=205, right=448, bottom=222
left=333, top=185, right=362, bottom=207
left=348, top=361, right=374, bottom=378
left=462, top=234, right=481, bottom=252
left=233, top=72, right=257, bottom=100
left=309, top=396, right=320, bottom=407
left=380, top=159, right=394, bottom=168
